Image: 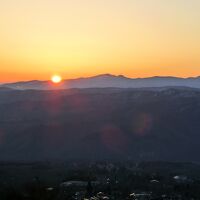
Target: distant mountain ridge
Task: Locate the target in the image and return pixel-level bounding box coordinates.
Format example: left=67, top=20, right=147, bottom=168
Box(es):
left=2, top=74, right=200, bottom=90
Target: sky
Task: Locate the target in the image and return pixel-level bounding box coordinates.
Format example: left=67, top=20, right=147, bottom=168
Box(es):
left=0, top=0, right=200, bottom=82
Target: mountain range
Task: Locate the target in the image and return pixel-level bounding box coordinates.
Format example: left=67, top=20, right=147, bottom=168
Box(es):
left=2, top=74, right=200, bottom=90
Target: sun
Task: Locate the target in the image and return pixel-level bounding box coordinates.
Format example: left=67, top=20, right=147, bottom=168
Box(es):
left=51, top=75, right=62, bottom=83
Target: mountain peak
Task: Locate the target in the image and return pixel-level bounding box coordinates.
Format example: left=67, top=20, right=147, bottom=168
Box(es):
left=93, top=74, right=116, bottom=78
left=92, top=74, right=128, bottom=79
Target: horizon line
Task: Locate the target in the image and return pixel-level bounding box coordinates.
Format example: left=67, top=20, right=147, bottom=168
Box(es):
left=1, top=73, right=200, bottom=84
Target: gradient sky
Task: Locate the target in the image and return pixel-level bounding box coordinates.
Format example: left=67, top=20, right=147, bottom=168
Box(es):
left=0, top=0, right=200, bottom=82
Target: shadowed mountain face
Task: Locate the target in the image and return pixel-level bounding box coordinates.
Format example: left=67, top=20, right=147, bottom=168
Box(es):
left=0, top=87, right=200, bottom=161
left=2, top=74, right=200, bottom=90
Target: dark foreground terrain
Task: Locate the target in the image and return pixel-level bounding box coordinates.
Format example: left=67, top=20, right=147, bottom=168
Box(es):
left=0, top=87, right=200, bottom=199
left=0, top=87, right=200, bottom=161
left=0, top=161, right=200, bottom=200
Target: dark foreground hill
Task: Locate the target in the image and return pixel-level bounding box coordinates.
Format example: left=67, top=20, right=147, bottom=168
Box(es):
left=0, top=87, right=200, bottom=161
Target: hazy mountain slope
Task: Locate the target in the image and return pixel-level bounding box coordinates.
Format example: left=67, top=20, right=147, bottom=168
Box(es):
left=0, top=88, right=200, bottom=161
left=2, top=74, right=200, bottom=90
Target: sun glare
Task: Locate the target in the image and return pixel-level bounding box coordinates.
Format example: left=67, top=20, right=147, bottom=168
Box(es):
left=51, top=75, right=62, bottom=83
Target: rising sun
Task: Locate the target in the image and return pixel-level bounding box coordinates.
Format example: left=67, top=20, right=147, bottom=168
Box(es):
left=51, top=75, right=62, bottom=83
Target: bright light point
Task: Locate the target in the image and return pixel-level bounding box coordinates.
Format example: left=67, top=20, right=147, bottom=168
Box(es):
left=51, top=75, right=62, bottom=83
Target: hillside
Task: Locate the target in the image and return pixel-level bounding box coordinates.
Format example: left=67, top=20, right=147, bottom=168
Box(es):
left=0, top=87, right=199, bottom=161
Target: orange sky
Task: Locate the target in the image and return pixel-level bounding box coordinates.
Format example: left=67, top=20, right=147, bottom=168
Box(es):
left=0, top=0, right=200, bottom=82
